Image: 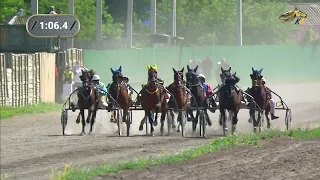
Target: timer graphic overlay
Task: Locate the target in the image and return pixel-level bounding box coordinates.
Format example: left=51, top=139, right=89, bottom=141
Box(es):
left=26, top=14, right=80, bottom=38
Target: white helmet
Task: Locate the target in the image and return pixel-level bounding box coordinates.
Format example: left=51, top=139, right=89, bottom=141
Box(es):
left=197, top=74, right=205, bottom=79
left=92, top=74, right=100, bottom=81
left=261, top=77, right=266, bottom=83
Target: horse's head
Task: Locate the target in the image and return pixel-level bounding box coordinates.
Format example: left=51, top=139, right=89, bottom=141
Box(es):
left=81, top=70, right=92, bottom=89
left=173, top=67, right=184, bottom=85
left=221, top=67, right=239, bottom=86
left=110, top=66, right=124, bottom=84
left=147, top=64, right=158, bottom=83
left=250, top=67, right=263, bottom=87
left=186, top=65, right=199, bottom=88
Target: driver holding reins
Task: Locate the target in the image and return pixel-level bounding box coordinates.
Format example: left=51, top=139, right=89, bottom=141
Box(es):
left=92, top=74, right=108, bottom=109
left=261, top=77, right=279, bottom=120
left=197, top=73, right=218, bottom=125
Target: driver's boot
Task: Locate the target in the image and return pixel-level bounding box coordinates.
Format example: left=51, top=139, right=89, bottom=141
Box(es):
left=271, top=113, right=279, bottom=120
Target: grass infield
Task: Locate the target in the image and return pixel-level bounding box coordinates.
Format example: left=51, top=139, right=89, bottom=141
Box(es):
left=49, top=127, right=320, bottom=180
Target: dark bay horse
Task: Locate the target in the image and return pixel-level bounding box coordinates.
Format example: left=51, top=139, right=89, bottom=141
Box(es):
left=74, top=69, right=99, bottom=135
left=166, top=67, right=188, bottom=134
left=139, top=64, right=167, bottom=136
left=108, top=66, right=131, bottom=128
left=218, top=67, right=242, bottom=135
left=247, top=67, right=271, bottom=132
left=185, top=65, right=208, bottom=133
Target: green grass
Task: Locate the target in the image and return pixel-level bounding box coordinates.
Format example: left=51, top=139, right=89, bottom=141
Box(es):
left=0, top=102, right=61, bottom=120
left=50, top=127, right=320, bottom=180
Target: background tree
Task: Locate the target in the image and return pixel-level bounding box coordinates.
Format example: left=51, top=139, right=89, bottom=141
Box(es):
left=0, top=0, right=25, bottom=21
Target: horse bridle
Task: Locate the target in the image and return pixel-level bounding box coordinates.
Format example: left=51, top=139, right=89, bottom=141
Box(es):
left=174, top=71, right=184, bottom=86
left=251, top=73, right=263, bottom=88
left=80, top=72, right=94, bottom=99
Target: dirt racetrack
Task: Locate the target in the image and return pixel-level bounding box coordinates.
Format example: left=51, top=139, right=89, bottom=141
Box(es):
left=1, top=82, right=320, bottom=180
left=105, top=137, right=320, bottom=180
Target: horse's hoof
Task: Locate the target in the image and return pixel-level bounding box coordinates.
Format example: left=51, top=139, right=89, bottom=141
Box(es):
left=253, top=127, right=257, bottom=133
left=232, top=125, right=236, bottom=134
left=139, top=125, right=143, bottom=131
left=224, top=127, right=228, bottom=132
left=160, top=126, right=164, bottom=133
left=76, top=119, right=80, bottom=124
left=267, top=124, right=271, bottom=128
left=248, top=118, right=252, bottom=123
left=150, top=132, right=154, bottom=136
left=177, top=128, right=181, bottom=132
left=80, top=132, right=85, bottom=136
left=153, top=121, right=158, bottom=126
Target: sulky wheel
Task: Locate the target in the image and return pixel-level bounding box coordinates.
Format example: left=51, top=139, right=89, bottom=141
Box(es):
left=199, top=110, right=206, bottom=138
left=285, top=109, right=292, bottom=131
left=126, top=111, right=131, bottom=137
left=61, top=110, right=68, bottom=135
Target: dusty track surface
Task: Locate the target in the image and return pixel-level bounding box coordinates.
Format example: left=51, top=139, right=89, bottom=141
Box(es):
left=1, top=82, right=320, bottom=180
left=106, top=137, right=320, bottom=180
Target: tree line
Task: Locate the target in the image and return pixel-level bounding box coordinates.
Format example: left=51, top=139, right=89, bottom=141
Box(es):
left=1, top=0, right=319, bottom=46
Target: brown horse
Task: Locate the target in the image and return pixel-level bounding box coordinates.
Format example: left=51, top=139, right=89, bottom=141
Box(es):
left=218, top=67, right=242, bottom=135
left=139, top=64, right=167, bottom=136
left=108, top=66, right=131, bottom=135
left=166, top=67, right=188, bottom=135
left=73, top=69, right=99, bottom=135
left=246, top=67, right=271, bottom=132
left=185, top=65, right=209, bottom=133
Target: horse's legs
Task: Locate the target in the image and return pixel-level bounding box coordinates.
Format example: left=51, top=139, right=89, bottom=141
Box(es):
left=76, top=112, right=81, bottom=124
left=265, top=110, right=271, bottom=128
left=176, top=112, right=182, bottom=132
left=220, top=108, right=227, bottom=131
left=170, top=110, right=176, bottom=129
left=153, top=110, right=159, bottom=127
left=160, top=105, right=167, bottom=134
left=192, top=110, right=199, bottom=132
left=86, top=110, right=92, bottom=124
left=265, top=101, right=271, bottom=128
left=122, top=109, right=128, bottom=123
left=148, top=112, right=155, bottom=136
left=250, top=109, right=257, bottom=132
left=90, top=109, right=98, bottom=133
left=257, top=110, right=262, bottom=131
left=80, top=109, right=86, bottom=135
left=139, top=111, right=147, bottom=131
left=204, top=110, right=212, bottom=126
left=232, top=109, right=239, bottom=134
left=187, top=109, right=194, bottom=122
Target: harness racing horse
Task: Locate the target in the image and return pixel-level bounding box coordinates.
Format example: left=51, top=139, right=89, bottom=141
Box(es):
left=185, top=65, right=210, bottom=133
left=218, top=67, right=242, bottom=135
left=166, top=67, right=188, bottom=134
left=108, top=66, right=131, bottom=126
left=74, top=69, right=99, bottom=135
left=139, top=64, right=167, bottom=136
left=247, top=68, right=272, bottom=132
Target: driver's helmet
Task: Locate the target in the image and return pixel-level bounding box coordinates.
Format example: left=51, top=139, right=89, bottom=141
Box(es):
left=197, top=74, right=206, bottom=81
left=92, top=74, right=100, bottom=81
